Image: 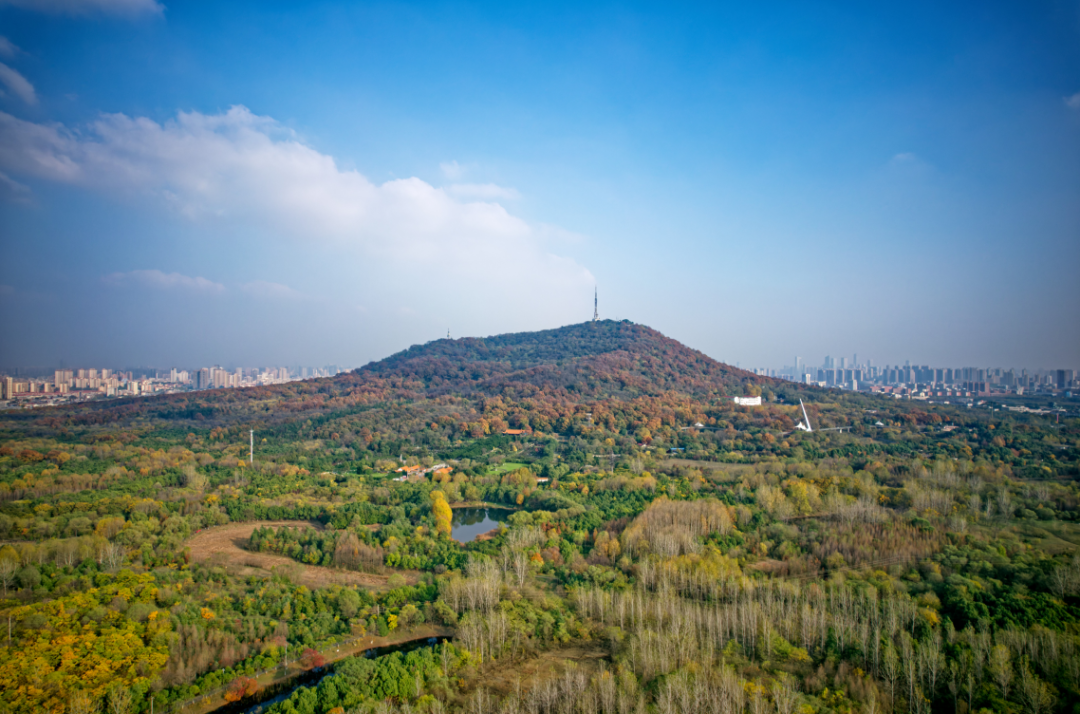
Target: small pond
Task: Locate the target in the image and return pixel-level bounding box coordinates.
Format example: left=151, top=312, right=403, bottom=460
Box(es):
left=451, top=507, right=512, bottom=543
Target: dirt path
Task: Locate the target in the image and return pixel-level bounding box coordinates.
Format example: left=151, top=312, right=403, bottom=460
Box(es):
left=185, top=520, right=416, bottom=589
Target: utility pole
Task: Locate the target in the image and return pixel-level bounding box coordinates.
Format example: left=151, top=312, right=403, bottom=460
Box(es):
left=250, top=430, right=254, bottom=465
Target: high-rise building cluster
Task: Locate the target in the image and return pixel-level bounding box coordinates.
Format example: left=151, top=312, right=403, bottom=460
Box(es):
left=756, top=355, right=1077, bottom=399
left=0, top=364, right=348, bottom=408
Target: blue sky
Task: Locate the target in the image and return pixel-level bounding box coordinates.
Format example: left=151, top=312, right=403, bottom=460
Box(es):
left=0, top=0, right=1077, bottom=371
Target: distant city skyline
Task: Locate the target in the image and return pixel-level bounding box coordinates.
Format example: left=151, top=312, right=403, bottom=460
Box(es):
left=2, top=337, right=1078, bottom=377
left=1, top=2, right=1077, bottom=369
left=2, top=349, right=1075, bottom=382
left=0, top=363, right=349, bottom=405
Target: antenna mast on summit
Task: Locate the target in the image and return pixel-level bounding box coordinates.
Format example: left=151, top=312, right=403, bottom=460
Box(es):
left=593, top=287, right=598, bottom=322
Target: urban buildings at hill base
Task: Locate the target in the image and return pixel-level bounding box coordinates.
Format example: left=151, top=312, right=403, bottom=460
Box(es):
left=757, top=356, right=1077, bottom=401
left=0, top=365, right=346, bottom=409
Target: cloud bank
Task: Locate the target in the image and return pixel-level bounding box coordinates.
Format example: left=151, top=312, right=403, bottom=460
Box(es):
left=0, top=107, right=585, bottom=270
left=0, top=106, right=594, bottom=338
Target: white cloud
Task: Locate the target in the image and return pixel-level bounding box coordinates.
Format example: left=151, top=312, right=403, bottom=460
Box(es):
left=887, top=152, right=933, bottom=175
left=439, top=160, right=465, bottom=179
left=0, top=38, right=18, bottom=60
left=241, top=280, right=307, bottom=301
left=446, top=183, right=521, bottom=201
left=104, top=269, right=225, bottom=294
left=0, top=170, right=31, bottom=203
left=0, top=63, right=36, bottom=105
left=1065, top=93, right=1080, bottom=110
left=0, top=106, right=594, bottom=301
left=0, top=0, right=163, bottom=16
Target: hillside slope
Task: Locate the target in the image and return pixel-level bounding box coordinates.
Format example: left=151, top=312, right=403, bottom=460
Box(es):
left=4, top=321, right=791, bottom=440
left=355, top=320, right=764, bottom=399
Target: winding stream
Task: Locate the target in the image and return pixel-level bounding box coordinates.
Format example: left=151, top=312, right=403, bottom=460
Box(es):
left=212, top=636, right=449, bottom=714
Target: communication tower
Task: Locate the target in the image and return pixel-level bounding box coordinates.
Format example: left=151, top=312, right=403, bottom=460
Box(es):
left=593, top=287, right=598, bottom=322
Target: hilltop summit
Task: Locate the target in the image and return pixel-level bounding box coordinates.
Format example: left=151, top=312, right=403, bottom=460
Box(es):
left=355, top=320, right=765, bottom=399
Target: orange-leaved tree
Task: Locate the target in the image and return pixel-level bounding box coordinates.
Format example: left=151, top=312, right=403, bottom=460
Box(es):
left=225, top=676, right=259, bottom=702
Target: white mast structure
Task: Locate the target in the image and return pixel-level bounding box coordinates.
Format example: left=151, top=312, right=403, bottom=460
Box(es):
left=796, top=399, right=813, bottom=432
left=593, top=287, right=598, bottom=322
left=250, top=430, right=254, bottom=465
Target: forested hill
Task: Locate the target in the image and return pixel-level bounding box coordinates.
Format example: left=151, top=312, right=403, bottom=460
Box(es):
left=355, top=320, right=767, bottom=399
left=5, top=320, right=788, bottom=437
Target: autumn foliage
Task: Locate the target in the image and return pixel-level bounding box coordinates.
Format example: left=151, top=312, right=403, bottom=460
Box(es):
left=622, top=496, right=734, bottom=557
left=431, top=490, right=453, bottom=536
left=225, top=675, right=259, bottom=702
left=0, top=571, right=170, bottom=714
left=300, top=647, right=326, bottom=669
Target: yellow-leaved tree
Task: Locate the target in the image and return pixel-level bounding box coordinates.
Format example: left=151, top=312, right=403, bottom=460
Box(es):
left=431, top=491, right=453, bottom=536
left=0, top=570, right=170, bottom=713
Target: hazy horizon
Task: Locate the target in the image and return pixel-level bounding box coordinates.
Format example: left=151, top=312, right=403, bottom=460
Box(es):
left=1, top=1, right=1077, bottom=371
left=1, top=317, right=1076, bottom=378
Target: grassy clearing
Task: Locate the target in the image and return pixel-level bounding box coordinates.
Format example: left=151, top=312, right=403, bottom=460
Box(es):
left=185, top=521, right=420, bottom=590
left=487, top=461, right=528, bottom=475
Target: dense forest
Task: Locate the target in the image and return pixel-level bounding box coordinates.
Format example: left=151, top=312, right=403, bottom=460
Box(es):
left=0, top=321, right=1077, bottom=714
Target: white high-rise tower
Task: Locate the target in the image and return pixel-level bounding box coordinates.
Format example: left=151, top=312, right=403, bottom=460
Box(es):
left=593, top=287, right=598, bottom=322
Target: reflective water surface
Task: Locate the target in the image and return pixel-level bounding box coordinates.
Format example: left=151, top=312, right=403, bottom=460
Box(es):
left=451, top=507, right=511, bottom=543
